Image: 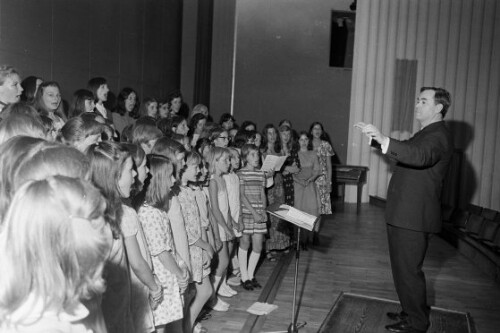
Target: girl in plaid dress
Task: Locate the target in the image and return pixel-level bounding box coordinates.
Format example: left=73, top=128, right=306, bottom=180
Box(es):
left=237, top=144, right=268, bottom=291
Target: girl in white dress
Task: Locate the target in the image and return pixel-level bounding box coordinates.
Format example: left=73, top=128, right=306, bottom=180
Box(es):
left=224, top=147, right=245, bottom=287
left=208, top=147, right=239, bottom=303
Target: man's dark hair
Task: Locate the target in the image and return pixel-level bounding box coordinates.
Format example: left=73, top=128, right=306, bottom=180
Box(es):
left=420, top=87, right=451, bottom=118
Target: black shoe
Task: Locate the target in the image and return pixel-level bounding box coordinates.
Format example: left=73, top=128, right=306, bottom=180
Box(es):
left=251, top=278, right=262, bottom=289
left=197, top=311, right=212, bottom=321
left=385, top=320, right=426, bottom=333
left=242, top=280, right=254, bottom=291
left=387, top=311, right=408, bottom=321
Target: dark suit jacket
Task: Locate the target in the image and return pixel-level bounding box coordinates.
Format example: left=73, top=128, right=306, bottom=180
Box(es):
left=385, top=121, right=454, bottom=233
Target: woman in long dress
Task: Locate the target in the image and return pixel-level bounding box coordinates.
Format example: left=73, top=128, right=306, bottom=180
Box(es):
left=293, top=131, right=321, bottom=249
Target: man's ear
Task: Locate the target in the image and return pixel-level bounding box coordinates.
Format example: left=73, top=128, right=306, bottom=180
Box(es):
left=435, top=103, right=443, bottom=114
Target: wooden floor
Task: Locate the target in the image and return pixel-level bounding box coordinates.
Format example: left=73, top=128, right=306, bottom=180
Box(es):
left=202, top=203, right=500, bottom=333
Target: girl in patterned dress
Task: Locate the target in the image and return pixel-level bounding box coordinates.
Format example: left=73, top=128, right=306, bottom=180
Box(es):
left=237, top=144, right=268, bottom=291
left=176, top=152, right=214, bottom=332
left=138, top=154, right=190, bottom=333
left=207, top=147, right=237, bottom=307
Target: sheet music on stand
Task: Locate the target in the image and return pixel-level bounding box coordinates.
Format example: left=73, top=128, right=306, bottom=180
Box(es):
left=267, top=204, right=318, bottom=231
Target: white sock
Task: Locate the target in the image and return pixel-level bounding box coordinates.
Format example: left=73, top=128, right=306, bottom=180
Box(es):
left=231, top=251, right=240, bottom=274
left=247, top=251, right=260, bottom=280
left=238, top=248, right=249, bottom=281
left=213, top=275, right=222, bottom=292
left=221, top=275, right=231, bottom=290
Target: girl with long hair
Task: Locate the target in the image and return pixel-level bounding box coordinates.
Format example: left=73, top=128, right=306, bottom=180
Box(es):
left=138, top=97, right=158, bottom=119
left=86, top=142, right=137, bottom=333
left=138, top=154, right=189, bottom=333
left=112, top=87, right=139, bottom=134
left=188, top=113, right=207, bottom=148
left=33, top=81, right=66, bottom=131
left=69, top=89, right=95, bottom=118
left=0, top=176, right=111, bottom=332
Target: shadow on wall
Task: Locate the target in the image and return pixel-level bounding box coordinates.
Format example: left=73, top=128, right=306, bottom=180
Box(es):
left=445, top=120, right=476, bottom=209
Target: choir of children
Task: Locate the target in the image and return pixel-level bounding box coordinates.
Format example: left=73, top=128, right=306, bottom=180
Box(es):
left=0, top=64, right=334, bottom=333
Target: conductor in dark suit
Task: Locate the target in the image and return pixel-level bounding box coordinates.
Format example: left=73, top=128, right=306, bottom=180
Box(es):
left=355, top=87, right=454, bottom=333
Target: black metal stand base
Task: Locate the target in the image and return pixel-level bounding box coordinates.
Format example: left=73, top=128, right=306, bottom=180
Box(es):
left=287, top=226, right=307, bottom=332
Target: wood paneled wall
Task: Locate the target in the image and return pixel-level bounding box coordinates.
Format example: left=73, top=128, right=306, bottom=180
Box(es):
left=0, top=0, right=182, bottom=102
left=346, top=0, right=500, bottom=210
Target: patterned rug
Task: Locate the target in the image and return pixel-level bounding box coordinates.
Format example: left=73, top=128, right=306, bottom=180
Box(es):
left=318, top=292, right=472, bottom=333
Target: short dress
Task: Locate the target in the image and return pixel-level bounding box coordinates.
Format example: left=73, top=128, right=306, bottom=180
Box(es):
left=202, top=186, right=218, bottom=248
left=213, top=176, right=235, bottom=242
left=224, top=172, right=242, bottom=238
left=120, top=205, right=155, bottom=333
left=138, top=204, right=184, bottom=326
left=177, top=186, right=211, bottom=282
left=238, top=169, right=268, bottom=234
left=194, top=187, right=210, bottom=232
left=168, top=196, right=191, bottom=272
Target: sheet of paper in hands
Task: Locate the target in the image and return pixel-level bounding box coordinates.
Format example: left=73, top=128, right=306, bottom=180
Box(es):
left=260, top=155, right=288, bottom=172
left=247, top=302, right=279, bottom=316
left=267, top=204, right=318, bottom=231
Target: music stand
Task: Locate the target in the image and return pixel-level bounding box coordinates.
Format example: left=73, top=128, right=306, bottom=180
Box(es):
left=267, top=203, right=319, bottom=333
